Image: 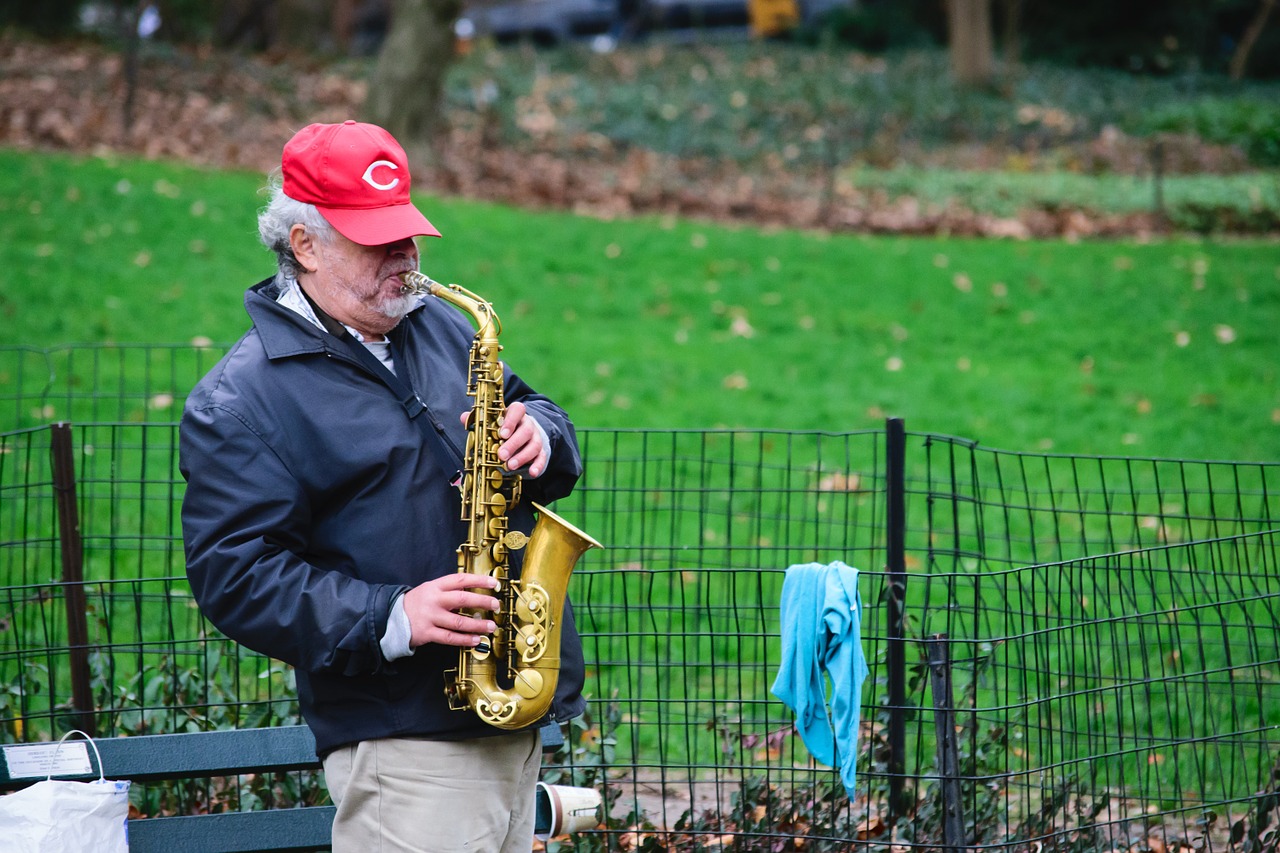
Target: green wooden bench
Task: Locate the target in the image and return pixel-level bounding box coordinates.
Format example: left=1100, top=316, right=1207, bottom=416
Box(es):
left=0, top=723, right=566, bottom=853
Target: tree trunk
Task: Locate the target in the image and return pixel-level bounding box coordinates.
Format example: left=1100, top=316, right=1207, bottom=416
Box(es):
left=945, top=0, right=994, bottom=88
left=1229, top=0, right=1276, bottom=81
left=1000, top=0, right=1022, bottom=70
left=366, top=0, right=462, bottom=151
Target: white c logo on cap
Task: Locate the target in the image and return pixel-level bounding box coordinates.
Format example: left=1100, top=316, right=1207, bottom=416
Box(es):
left=362, top=160, right=400, bottom=191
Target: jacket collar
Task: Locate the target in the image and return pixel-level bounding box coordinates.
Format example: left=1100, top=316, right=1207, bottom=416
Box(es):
left=244, top=277, right=331, bottom=360
left=242, top=276, right=427, bottom=361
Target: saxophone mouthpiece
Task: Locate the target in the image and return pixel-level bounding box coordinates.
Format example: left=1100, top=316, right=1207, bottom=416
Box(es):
left=399, top=270, right=436, bottom=296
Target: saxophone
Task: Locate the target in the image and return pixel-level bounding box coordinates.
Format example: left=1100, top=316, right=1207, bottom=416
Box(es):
left=400, top=270, right=602, bottom=731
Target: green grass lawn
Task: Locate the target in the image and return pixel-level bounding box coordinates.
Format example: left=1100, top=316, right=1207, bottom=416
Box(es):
left=2, top=148, right=1275, bottom=462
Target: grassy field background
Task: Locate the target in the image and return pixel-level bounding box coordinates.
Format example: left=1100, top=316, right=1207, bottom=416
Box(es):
left=1, top=147, right=1277, bottom=462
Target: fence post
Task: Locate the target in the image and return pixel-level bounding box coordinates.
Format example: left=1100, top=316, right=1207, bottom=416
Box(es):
left=1151, top=137, right=1166, bottom=219
left=50, top=422, right=96, bottom=737
left=927, top=633, right=966, bottom=853
left=885, top=417, right=908, bottom=819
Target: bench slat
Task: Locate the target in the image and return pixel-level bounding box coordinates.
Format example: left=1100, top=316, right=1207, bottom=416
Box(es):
left=126, top=805, right=337, bottom=853
left=0, top=726, right=320, bottom=788
left=101, top=726, right=322, bottom=781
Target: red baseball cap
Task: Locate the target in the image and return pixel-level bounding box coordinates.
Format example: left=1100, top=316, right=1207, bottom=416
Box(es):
left=281, top=120, right=441, bottom=246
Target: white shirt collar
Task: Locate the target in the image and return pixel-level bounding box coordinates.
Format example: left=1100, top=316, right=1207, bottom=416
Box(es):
left=276, top=275, right=381, bottom=343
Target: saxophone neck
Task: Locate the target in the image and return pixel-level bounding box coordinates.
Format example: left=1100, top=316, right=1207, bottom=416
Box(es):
left=400, top=271, right=501, bottom=338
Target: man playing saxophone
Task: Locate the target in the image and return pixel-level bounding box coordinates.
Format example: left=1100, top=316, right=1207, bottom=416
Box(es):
left=179, top=120, right=589, bottom=853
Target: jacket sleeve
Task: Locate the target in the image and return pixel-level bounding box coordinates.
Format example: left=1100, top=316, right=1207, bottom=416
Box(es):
left=179, top=400, right=408, bottom=677
left=503, top=368, right=584, bottom=504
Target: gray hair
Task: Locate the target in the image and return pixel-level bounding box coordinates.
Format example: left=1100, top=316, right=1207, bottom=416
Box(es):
left=257, top=173, right=336, bottom=283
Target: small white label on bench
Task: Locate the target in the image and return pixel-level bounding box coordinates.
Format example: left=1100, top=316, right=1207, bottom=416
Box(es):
left=3, top=742, right=93, bottom=779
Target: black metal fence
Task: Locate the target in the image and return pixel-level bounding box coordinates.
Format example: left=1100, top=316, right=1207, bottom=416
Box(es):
left=2, top=344, right=1278, bottom=851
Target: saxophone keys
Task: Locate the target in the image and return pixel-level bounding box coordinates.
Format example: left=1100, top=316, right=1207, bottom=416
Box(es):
left=503, top=530, right=529, bottom=550
left=517, top=623, right=546, bottom=664
left=516, top=582, right=547, bottom=621
left=478, top=698, right=519, bottom=726
left=515, top=597, right=540, bottom=622
left=513, top=667, right=544, bottom=700
left=486, top=508, right=508, bottom=536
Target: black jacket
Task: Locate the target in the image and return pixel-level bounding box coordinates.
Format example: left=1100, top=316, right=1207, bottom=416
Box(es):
left=179, top=278, right=587, bottom=756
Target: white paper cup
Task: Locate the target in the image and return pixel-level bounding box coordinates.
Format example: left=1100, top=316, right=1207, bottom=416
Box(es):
left=534, top=781, right=603, bottom=839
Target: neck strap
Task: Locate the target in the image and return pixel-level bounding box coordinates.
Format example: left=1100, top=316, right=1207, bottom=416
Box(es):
left=299, top=285, right=465, bottom=480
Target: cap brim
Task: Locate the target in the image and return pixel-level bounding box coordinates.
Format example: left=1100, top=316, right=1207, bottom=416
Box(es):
left=317, top=202, right=442, bottom=246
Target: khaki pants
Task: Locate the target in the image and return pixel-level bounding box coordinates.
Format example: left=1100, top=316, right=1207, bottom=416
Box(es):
left=322, top=732, right=540, bottom=853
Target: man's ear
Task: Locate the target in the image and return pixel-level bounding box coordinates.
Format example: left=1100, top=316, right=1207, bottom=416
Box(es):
left=289, top=224, right=319, bottom=273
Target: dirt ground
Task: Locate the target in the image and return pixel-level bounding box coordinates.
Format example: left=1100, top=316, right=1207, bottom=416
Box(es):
left=0, top=36, right=1207, bottom=240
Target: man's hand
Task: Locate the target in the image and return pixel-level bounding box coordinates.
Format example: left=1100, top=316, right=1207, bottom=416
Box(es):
left=402, top=573, right=500, bottom=649
left=460, top=401, right=550, bottom=478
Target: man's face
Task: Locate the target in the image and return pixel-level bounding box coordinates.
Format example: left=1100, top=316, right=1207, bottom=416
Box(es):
left=308, top=230, right=420, bottom=337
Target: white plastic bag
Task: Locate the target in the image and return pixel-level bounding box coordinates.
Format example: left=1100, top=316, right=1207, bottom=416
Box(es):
left=0, top=730, right=130, bottom=853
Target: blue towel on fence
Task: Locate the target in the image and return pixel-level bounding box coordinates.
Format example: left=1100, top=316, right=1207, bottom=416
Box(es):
left=770, top=560, right=869, bottom=795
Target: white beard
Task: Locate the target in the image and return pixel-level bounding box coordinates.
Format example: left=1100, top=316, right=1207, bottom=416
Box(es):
left=374, top=291, right=419, bottom=321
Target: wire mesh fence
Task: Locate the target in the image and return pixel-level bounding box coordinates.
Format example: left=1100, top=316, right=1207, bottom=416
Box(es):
left=1, top=344, right=1278, bottom=851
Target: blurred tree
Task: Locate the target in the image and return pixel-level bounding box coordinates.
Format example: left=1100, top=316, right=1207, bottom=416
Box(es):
left=800, top=0, right=940, bottom=51
left=999, top=0, right=1021, bottom=68
left=1017, top=0, right=1214, bottom=74
left=213, top=0, right=358, bottom=54
left=945, top=0, right=994, bottom=87
left=1229, top=0, right=1276, bottom=79
left=366, top=0, right=459, bottom=148
left=0, top=0, right=85, bottom=37
left=214, top=0, right=280, bottom=50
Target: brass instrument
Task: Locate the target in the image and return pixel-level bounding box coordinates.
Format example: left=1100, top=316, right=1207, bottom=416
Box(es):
left=400, top=270, right=602, bottom=731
